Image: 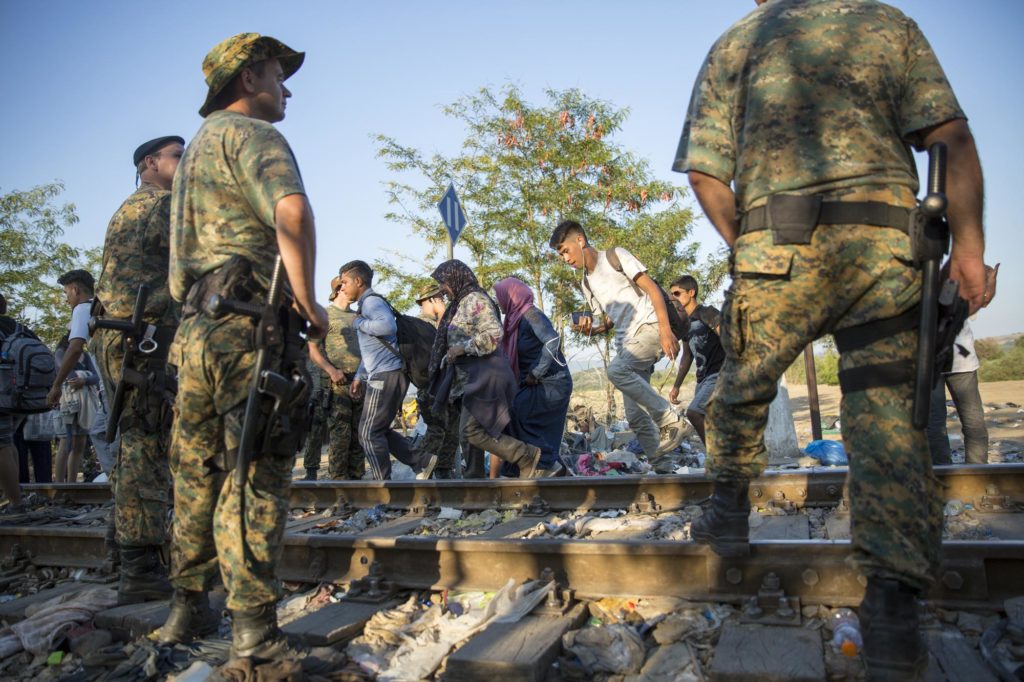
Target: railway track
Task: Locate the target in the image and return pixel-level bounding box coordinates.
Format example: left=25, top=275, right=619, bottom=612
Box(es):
left=3, top=464, right=1023, bottom=609
left=18, top=462, right=1024, bottom=512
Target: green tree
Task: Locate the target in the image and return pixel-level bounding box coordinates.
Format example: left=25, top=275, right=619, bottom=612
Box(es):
left=375, top=86, right=723, bottom=311
left=974, top=338, right=1004, bottom=362
left=0, top=183, right=84, bottom=346
left=375, top=86, right=725, bottom=416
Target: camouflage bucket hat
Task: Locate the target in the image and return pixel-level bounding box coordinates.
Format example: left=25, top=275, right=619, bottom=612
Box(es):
left=199, top=32, right=305, bottom=118
left=329, top=275, right=344, bottom=301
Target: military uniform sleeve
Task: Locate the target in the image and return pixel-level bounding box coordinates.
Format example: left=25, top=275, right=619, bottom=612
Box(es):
left=672, top=43, right=735, bottom=184
left=899, top=18, right=966, bottom=148
left=234, top=124, right=306, bottom=228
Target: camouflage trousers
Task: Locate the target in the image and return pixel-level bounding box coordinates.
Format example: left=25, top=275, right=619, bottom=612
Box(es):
left=94, top=328, right=171, bottom=547
left=302, top=385, right=365, bottom=479
left=168, top=314, right=293, bottom=611
left=416, top=388, right=460, bottom=471
left=706, top=224, right=942, bottom=591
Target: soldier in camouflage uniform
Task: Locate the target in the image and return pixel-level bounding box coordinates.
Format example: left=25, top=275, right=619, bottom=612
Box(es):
left=300, top=356, right=327, bottom=480
left=94, top=135, right=183, bottom=605
left=160, top=33, right=335, bottom=668
left=304, top=276, right=365, bottom=480
left=675, top=1, right=987, bottom=678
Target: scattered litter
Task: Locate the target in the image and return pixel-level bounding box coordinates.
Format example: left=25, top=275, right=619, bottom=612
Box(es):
left=562, top=623, right=645, bottom=675
left=804, top=440, right=847, bottom=466
left=437, top=507, right=463, bottom=521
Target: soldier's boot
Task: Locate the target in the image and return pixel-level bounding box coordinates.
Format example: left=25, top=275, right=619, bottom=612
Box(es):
left=231, top=603, right=343, bottom=671
left=432, top=468, right=455, bottom=480
left=860, top=577, right=927, bottom=681
left=303, top=468, right=318, bottom=481
left=158, top=590, right=221, bottom=645
left=690, top=479, right=751, bottom=557
left=117, top=545, right=173, bottom=605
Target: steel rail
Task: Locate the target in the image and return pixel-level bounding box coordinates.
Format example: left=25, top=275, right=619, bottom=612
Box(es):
left=19, top=463, right=1024, bottom=513
left=1, top=523, right=1020, bottom=609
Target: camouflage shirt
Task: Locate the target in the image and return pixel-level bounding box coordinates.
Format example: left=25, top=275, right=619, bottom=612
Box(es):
left=321, top=306, right=361, bottom=376
left=169, top=110, right=305, bottom=302
left=673, top=0, right=966, bottom=211
left=96, top=182, right=176, bottom=326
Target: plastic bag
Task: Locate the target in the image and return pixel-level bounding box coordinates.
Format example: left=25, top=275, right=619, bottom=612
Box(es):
left=804, top=439, right=847, bottom=465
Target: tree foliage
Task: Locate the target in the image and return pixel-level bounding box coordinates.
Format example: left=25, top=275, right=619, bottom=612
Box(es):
left=374, top=85, right=726, bottom=317
left=0, top=183, right=94, bottom=347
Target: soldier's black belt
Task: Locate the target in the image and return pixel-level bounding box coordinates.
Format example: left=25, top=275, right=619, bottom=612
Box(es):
left=740, top=200, right=912, bottom=235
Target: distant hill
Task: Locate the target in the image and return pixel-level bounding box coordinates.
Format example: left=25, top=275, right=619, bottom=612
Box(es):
left=982, top=332, right=1023, bottom=350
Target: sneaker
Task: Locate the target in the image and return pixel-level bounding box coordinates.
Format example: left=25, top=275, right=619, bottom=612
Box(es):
left=538, top=462, right=564, bottom=478
left=518, top=446, right=544, bottom=478
left=415, top=454, right=438, bottom=480
left=656, top=413, right=686, bottom=454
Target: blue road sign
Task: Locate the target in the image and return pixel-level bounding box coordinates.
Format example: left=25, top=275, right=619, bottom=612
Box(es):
left=437, top=182, right=468, bottom=246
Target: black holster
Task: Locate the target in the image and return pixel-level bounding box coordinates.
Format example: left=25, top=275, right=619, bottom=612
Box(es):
left=186, top=256, right=312, bottom=472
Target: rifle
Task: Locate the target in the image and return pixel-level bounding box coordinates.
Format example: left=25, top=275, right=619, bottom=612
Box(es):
left=912, top=142, right=968, bottom=428
left=204, top=255, right=306, bottom=485
left=89, top=285, right=151, bottom=443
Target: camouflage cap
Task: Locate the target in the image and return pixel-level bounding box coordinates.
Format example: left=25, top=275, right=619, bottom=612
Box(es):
left=415, top=286, right=442, bottom=304
left=199, top=33, right=305, bottom=118
left=328, top=275, right=344, bottom=301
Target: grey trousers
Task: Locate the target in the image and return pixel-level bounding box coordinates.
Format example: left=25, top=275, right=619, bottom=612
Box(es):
left=926, top=370, right=989, bottom=465
left=358, top=370, right=418, bottom=479
left=607, top=324, right=672, bottom=457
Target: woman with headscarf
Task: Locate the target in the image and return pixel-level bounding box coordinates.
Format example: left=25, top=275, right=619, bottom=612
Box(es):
left=494, top=277, right=572, bottom=477
left=428, top=260, right=551, bottom=478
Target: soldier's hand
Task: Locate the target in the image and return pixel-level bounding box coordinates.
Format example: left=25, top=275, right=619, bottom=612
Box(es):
left=660, top=328, right=680, bottom=361
left=304, top=303, right=330, bottom=339
left=948, top=249, right=987, bottom=314
left=669, top=386, right=681, bottom=404
left=328, top=367, right=346, bottom=384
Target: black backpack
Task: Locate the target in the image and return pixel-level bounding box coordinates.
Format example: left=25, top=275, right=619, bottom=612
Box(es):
left=362, top=294, right=436, bottom=389
left=0, top=321, right=57, bottom=414
left=582, top=247, right=690, bottom=340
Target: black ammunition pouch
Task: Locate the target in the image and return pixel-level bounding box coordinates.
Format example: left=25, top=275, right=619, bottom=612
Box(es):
left=182, top=255, right=266, bottom=319
left=740, top=196, right=911, bottom=245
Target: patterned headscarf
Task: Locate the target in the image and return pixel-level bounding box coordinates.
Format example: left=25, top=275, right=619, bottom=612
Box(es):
left=428, top=260, right=491, bottom=379
left=494, top=277, right=534, bottom=379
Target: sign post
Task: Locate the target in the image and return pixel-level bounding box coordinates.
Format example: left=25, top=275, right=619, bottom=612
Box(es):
left=437, top=182, right=467, bottom=261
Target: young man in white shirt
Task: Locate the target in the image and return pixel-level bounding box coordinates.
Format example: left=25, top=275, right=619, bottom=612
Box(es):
left=550, top=220, right=685, bottom=457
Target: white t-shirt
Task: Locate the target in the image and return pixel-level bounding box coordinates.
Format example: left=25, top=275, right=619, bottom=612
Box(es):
left=949, top=321, right=979, bottom=374
left=68, top=301, right=92, bottom=342
left=581, top=247, right=657, bottom=347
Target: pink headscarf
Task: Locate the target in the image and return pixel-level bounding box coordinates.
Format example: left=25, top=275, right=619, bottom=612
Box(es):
left=494, top=277, right=535, bottom=379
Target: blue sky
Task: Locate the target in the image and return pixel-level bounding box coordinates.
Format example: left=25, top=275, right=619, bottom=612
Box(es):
left=1, top=0, right=1020, bottom=341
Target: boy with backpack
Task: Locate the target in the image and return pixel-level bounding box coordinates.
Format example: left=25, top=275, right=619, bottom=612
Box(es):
left=668, top=276, right=724, bottom=445
left=337, top=260, right=437, bottom=480
left=549, top=221, right=686, bottom=459
left=1, top=292, right=57, bottom=509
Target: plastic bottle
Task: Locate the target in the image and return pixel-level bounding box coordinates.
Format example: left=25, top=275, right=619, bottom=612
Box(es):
left=831, top=608, right=862, bottom=657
